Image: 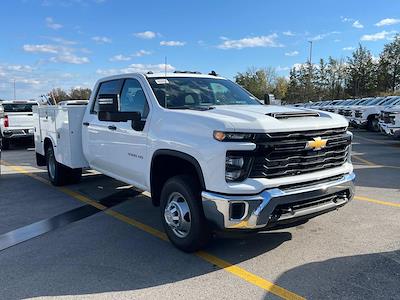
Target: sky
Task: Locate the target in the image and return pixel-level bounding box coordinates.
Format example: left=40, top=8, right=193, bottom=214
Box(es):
left=1, top=0, right=400, bottom=100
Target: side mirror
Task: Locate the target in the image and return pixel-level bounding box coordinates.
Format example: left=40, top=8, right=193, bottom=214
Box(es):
left=97, top=94, right=142, bottom=129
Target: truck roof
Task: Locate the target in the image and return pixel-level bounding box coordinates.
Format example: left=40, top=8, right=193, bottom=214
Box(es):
left=1, top=100, right=38, bottom=104
left=98, top=72, right=226, bottom=82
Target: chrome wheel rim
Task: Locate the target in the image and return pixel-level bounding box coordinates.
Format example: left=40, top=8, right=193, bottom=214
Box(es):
left=48, top=150, right=56, bottom=179
left=164, top=192, right=191, bottom=238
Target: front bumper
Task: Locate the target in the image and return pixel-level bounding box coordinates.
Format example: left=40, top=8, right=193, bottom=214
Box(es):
left=379, top=123, right=400, bottom=136
left=202, top=172, right=355, bottom=230
left=1, top=128, right=34, bottom=139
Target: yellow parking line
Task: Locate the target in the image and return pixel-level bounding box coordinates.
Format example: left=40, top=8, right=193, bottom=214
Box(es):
left=352, top=155, right=400, bottom=169
left=354, top=196, right=400, bottom=208
left=353, top=134, right=386, bottom=145
left=0, top=160, right=304, bottom=300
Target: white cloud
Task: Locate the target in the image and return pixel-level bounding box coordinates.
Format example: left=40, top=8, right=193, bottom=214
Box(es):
left=134, top=49, right=152, bottom=57
left=285, top=51, right=299, bottom=56
left=23, top=44, right=59, bottom=54
left=109, top=50, right=152, bottom=62
left=6, top=65, right=34, bottom=72
left=310, top=31, right=340, bottom=41
left=23, top=44, right=90, bottom=64
left=341, top=16, right=353, bottom=22
left=360, top=30, right=397, bottom=41
left=217, top=34, right=282, bottom=49
left=49, top=54, right=89, bottom=64
left=276, top=66, right=290, bottom=72
left=109, top=54, right=131, bottom=62
left=375, top=18, right=400, bottom=27
left=15, top=78, right=41, bottom=85
left=45, top=17, right=63, bottom=30
left=352, top=20, right=364, bottom=29
left=342, top=46, right=355, bottom=51
left=48, top=37, right=77, bottom=45
left=134, top=31, right=157, bottom=39
left=92, top=36, right=112, bottom=44
left=282, top=31, right=295, bottom=36
left=160, top=40, right=186, bottom=47
left=97, top=63, right=175, bottom=76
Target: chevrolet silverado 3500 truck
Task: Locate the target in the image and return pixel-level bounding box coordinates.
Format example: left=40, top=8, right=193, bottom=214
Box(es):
left=34, top=72, right=355, bottom=252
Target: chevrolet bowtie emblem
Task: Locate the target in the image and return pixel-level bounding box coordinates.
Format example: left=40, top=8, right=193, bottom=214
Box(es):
left=305, top=137, right=328, bottom=151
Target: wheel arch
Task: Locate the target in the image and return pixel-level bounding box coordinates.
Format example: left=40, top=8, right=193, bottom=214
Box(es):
left=150, top=149, right=206, bottom=206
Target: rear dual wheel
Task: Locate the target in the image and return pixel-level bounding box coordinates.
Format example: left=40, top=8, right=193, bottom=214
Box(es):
left=1, top=137, right=10, bottom=150
left=46, top=145, right=81, bottom=186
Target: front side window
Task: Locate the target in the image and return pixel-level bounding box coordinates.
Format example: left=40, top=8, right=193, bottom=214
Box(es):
left=120, top=78, right=149, bottom=118
left=92, top=79, right=124, bottom=114
left=148, top=77, right=261, bottom=109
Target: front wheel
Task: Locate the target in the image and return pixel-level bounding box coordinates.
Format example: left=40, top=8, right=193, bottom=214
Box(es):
left=367, top=117, right=379, bottom=132
left=160, top=175, right=210, bottom=252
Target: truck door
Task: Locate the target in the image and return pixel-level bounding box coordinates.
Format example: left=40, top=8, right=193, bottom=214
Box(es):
left=109, top=77, right=150, bottom=187
left=82, top=79, right=124, bottom=172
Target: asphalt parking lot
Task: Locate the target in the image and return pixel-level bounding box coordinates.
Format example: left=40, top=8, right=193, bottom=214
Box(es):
left=0, top=129, right=399, bottom=300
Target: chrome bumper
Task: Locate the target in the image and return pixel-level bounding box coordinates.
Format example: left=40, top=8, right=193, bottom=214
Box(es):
left=2, top=129, right=34, bottom=139
left=202, top=173, right=355, bottom=230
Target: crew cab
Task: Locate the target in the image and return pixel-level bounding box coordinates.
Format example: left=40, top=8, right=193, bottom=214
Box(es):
left=0, top=100, right=38, bottom=150
left=34, top=72, right=355, bottom=252
left=350, top=96, right=400, bottom=131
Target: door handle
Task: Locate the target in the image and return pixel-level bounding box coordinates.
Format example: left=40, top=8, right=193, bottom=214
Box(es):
left=83, top=122, right=90, bottom=126
left=108, top=125, right=117, bottom=131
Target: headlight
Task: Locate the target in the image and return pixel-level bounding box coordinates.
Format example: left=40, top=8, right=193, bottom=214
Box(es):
left=214, top=131, right=253, bottom=142
left=225, top=152, right=253, bottom=182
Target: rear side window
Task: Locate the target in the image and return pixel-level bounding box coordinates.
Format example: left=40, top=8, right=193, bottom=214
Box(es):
left=92, top=79, right=124, bottom=114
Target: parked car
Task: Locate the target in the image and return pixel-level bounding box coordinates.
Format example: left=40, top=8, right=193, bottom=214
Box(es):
left=379, top=104, right=400, bottom=137
left=350, top=96, right=400, bottom=131
left=0, top=100, right=38, bottom=150
left=34, top=72, right=355, bottom=252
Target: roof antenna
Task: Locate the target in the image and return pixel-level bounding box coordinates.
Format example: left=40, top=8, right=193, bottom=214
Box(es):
left=164, top=56, right=167, bottom=78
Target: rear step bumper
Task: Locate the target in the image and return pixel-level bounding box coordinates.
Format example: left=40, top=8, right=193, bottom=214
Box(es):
left=2, top=129, right=34, bottom=139
left=202, top=172, right=355, bottom=230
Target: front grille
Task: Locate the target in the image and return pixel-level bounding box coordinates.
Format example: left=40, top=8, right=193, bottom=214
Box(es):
left=381, top=112, right=393, bottom=124
left=355, top=110, right=363, bottom=118
left=248, top=127, right=351, bottom=179
left=343, top=110, right=352, bottom=117
left=338, top=109, right=345, bottom=115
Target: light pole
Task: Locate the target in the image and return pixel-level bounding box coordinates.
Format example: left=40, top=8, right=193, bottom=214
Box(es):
left=308, top=41, right=313, bottom=65
left=13, top=79, right=16, bottom=100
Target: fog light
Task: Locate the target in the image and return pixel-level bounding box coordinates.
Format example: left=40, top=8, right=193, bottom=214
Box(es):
left=226, top=156, right=244, bottom=168
left=230, top=202, right=246, bottom=220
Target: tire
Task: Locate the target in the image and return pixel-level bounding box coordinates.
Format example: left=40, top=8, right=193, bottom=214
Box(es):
left=45, top=145, right=82, bottom=186
left=367, top=117, right=379, bottom=132
left=160, top=175, right=210, bottom=252
left=1, top=138, right=10, bottom=150
left=45, top=145, right=67, bottom=186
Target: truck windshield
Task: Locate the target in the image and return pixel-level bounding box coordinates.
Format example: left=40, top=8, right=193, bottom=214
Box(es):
left=2, top=103, right=37, bottom=112
left=147, top=77, right=261, bottom=109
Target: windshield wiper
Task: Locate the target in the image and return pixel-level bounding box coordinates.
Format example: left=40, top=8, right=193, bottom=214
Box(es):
left=170, top=106, right=215, bottom=111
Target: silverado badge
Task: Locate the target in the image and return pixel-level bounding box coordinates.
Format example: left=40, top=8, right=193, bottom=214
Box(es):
left=305, top=137, right=328, bottom=151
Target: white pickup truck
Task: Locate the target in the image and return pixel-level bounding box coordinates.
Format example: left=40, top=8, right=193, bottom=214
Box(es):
left=34, top=72, right=355, bottom=252
left=0, top=100, right=38, bottom=150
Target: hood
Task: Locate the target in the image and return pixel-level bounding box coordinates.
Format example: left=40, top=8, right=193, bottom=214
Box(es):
left=382, top=105, right=400, bottom=113
left=179, top=105, right=348, bottom=132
